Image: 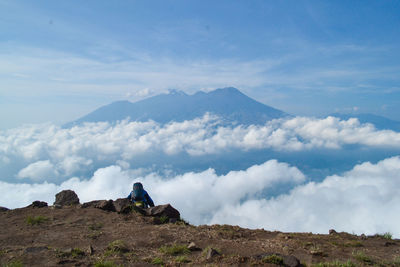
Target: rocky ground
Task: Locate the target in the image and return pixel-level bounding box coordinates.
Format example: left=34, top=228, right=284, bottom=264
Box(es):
left=1, top=191, right=399, bottom=267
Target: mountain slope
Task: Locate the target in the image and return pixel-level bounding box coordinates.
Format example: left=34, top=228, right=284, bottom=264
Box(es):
left=64, top=87, right=288, bottom=127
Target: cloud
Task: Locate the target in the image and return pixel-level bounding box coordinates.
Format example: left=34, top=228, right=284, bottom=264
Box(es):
left=1, top=157, right=400, bottom=238
left=17, top=160, right=58, bottom=181
left=1, top=115, right=400, bottom=182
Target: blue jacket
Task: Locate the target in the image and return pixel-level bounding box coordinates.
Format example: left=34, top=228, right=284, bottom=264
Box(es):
left=127, top=189, right=155, bottom=208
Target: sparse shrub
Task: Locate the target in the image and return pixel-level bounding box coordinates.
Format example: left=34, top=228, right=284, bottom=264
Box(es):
left=106, top=240, right=130, bottom=255
left=160, top=244, right=190, bottom=255
left=175, top=255, right=191, bottom=263
left=353, top=251, right=374, bottom=265
left=151, top=257, right=164, bottom=265
left=70, top=248, right=85, bottom=258
left=382, top=232, right=393, bottom=240
left=88, top=222, right=103, bottom=231
left=3, top=260, right=24, bottom=267
left=313, top=260, right=356, bottom=267
left=26, top=215, right=49, bottom=225
left=202, top=246, right=221, bottom=257
left=87, top=230, right=102, bottom=239
left=93, top=260, right=122, bottom=267
left=262, top=254, right=284, bottom=265
left=159, top=216, right=169, bottom=224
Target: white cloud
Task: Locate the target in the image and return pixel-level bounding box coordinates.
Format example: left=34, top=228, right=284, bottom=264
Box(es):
left=1, top=115, right=400, bottom=182
left=17, top=160, right=58, bottom=181
left=1, top=157, right=400, bottom=238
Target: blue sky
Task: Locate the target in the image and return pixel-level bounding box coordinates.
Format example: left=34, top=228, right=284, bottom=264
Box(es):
left=1, top=0, right=400, bottom=128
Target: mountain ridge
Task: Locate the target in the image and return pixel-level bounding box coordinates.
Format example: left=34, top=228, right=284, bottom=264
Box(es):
left=64, top=87, right=288, bottom=127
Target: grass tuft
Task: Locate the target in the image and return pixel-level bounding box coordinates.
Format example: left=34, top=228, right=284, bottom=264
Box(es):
left=26, top=215, right=49, bottom=225
left=175, top=255, right=191, bottom=263
left=151, top=257, right=164, bottom=265
left=3, top=260, right=24, bottom=267
left=313, top=260, right=356, bottom=267
left=160, top=244, right=190, bottom=256
left=262, top=254, right=284, bottom=265
left=107, top=240, right=130, bottom=254
left=93, top=260, right=122, bottom=267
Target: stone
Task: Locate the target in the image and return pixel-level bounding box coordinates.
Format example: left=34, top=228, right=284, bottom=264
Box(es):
left=0, top=206, right=9, bottom=212
left=329, top=229, right=337, bottom=235
left=28, top=201, right=48, bottom=208
left=54, top=190, right=80, bottom=206
left=187, top=242, right=201, bottom=251
left=87, top=245, right=94, bottom=255
left=81, top=200, right=102, bottom=208
left=113, top=198, right=133, bottom=214
left=206, top=248, right=220, bottom=260
left=95, top=200, right=116, bottom=212
left=283, top=255, right=301, bottom=267
left=146, top=204, right=180, bottom=219
left=360, top=234, right=367, bottom=240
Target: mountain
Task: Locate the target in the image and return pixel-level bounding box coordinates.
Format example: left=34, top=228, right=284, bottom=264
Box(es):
left=64, top=87, right=288, bottom=127
left=331, top=113, right=400, bottom=132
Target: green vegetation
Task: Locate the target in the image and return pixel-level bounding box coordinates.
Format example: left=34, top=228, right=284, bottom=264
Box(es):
left=261, top=254, right=284, bottom=265
left=55, top=248, right=85, bottom=258
left=93, top=260, right=122, bottom=267
left=160, top=244, right=190, bottom=256
left=159, top=216, right=169, bottom=224
left=151, top=257, right=164, bottom=265
left=88, top=222, right=103, bottom=231
left=2, top=260, right=24, bottom=267
left=381, top=232, right=393, bottom=240
left=313, top=260, right=356, bottom=267
left=175, top=255, right=191, bottom=263
left=106, top=240, right=130, bottom=255
left=25, top=215, right=49, bottom=225
left=353, top=251, right=374, bottom=265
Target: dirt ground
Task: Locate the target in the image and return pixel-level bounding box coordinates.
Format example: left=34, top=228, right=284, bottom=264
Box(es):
left=1, top=204, right=399, bottom=266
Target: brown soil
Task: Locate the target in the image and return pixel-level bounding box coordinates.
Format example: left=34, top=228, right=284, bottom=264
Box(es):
left=1, top=205, right=399, bottom=266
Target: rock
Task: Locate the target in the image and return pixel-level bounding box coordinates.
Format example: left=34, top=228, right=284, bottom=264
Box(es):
left=95, top=200, right=116, bottom=212
left=187, top=242, right=201, bottom=251
left=329, top=229, right=337, bottom=235
left=54, top=190, right=80, bottom=206
left=206, top=248, right=220, bottom=260
left=87, top=245, right=94, bottom=255
left=28, top=201, right=48, bottom=208
left=146, top=204, right=180, bottom=219
left=113, top=198, right=133, bottom=214
left=0, top=206, right=9, bottom=212
left=52, top=204, right=62, bottom=209
left=81, top=200, right=102, bottom=208
left=283, top=255, right=301, bottom=267
left=360, top=234, right=367, bottom=240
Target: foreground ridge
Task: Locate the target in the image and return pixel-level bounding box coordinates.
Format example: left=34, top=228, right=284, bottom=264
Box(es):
left=0, top=191, right=399, bottom=266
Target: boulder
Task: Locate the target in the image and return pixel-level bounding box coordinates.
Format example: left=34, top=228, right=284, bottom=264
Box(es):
left=28, top=201, right=48, bottom=208
left=0, top=206, right=9, bottom=212
left=113, top=198, right=133, bottom=214
left=54, top=190, right=80, bottom=206
left=95, top=200, right=116, bottom=212
left=206, top=248, right=220, bottom=260
left=146, top=204, right=180, bottom=219
left=81, top=200, right=102, bottom=208
left=283, top=255, right=301, bottom=267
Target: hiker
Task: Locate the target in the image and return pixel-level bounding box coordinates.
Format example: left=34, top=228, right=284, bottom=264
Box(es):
left=127, top=182, right=155, bottom=208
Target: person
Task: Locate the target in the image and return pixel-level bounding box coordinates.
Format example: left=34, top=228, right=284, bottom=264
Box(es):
left=127, top=182, right=155, bottom=208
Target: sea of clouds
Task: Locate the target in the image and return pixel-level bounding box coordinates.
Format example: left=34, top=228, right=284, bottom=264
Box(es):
left=1, top=115, right=400, bottom=237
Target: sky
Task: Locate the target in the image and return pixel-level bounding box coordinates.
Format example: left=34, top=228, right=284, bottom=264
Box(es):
left=1, top=0, right=400, bottom=129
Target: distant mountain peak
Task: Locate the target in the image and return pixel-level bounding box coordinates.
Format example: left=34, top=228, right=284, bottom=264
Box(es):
left=64, top=87, right=288, bottom=127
